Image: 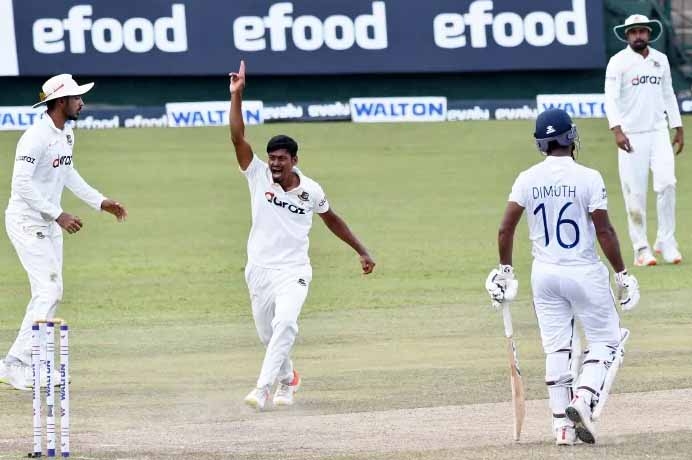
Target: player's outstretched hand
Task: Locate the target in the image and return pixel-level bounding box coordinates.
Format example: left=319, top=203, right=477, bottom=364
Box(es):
left=101, top=199, right=128, bottom=222
left=615, top=270, right=639, bottom=311
left=360, top=254, right=376, bottom=274
left=229, top=60, right=246, bottom=95
left=485, top=265, right=518, bottom=310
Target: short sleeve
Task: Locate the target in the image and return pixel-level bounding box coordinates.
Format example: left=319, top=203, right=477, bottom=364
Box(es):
left=240, top=154, right=267, bottom=182
left=588, top=172, right=608, bottom=212
left=313, top=183, right=329, bottom=214
left=507, top=173, right=527, bottom=207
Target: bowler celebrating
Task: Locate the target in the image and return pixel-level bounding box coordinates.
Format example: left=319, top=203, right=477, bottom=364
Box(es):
left=605, top=14, right=684, bottom=266
left=486, top=109, right=639, bottom=445
left=228, top=61, right=376, bottom=410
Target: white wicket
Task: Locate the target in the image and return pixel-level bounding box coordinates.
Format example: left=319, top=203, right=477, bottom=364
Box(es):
left=60, top=324, right=70, bottom=457
left=31, top=324, right=41, bottom=458
left=30, top=319, right=70, bottom=458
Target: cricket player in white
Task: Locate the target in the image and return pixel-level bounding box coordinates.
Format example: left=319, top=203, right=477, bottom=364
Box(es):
left=486, top=109, right=640, bottom=445
left=0, top=74, right=127, bottom=390
left=228, top=61, right=376, bottom=410
left=605, top=14, right=684, bottom=266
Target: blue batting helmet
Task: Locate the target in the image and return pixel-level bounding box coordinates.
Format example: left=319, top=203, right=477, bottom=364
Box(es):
left=533, top=108, right=579, bottom=153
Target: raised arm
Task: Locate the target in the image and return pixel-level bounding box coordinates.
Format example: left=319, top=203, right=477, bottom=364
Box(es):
left=229, top=60, right=253, bottom=170
left=318, top=208, right=375, bottom=274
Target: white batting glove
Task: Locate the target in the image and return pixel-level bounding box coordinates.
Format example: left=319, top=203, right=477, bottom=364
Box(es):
left=485, top=265, right=518, bottom=310
left=615, top=270, right=640, bottom=311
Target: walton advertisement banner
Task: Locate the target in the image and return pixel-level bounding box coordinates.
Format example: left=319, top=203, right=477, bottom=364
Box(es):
left=1, top=0, right=605, bottom=76
left=536, top=94, right=607, bottom=118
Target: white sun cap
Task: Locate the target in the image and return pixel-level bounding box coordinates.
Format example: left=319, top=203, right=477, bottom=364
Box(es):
left=613, top=14, right=663, bottom=43
left=33, top=74, right=94, bottom=108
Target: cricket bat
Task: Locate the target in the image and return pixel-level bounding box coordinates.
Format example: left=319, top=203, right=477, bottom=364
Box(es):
left=502, top=303, right=526, bottom=441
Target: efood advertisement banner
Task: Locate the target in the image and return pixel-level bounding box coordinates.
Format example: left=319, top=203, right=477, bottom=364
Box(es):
left=1, top=0, right=605, bottom=76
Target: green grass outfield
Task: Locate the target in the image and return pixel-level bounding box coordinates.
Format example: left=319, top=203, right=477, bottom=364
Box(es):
left=0, top=119, right=691, bottom=459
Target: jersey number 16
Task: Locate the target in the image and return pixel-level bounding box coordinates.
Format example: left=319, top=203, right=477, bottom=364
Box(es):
left=533, top=202, right=580, bottom=249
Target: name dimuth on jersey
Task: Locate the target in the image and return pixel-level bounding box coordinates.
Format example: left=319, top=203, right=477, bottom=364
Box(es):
left=532, top=185, right=576, bottom=199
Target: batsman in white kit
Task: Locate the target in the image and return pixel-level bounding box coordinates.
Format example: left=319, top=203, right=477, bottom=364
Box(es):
left=0, top=74, right=127, bottom=390
left=228, top=61, right=376, bottom=410
left=486, top=109, right=640, bottom=445
left=605, top=14, right=685, bottom=266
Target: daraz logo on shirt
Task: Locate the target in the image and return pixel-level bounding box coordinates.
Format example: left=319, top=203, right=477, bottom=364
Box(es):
left=52, top=155, right=73, bottom=168
left=264, top=191, right=306, bottom=215
left=631, top=75, right=662, bottom=86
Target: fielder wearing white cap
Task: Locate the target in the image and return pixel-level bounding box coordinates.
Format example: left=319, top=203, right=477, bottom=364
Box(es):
left=0, top=74, right=128, bottom=390
left=228, top=61, right=376, bottom=411
left=605, top=15, right=684, bottom=266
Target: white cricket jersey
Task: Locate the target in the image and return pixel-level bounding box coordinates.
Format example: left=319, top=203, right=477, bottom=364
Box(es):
left=6, top=113, right=106, bottom=223
left=242, top=155, right=329, bottom=269
left=508, top=156, right=607, bottom=266
left=604, top=46, right=682, bottom=133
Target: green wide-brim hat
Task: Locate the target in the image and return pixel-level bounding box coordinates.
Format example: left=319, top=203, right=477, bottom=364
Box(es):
left=614, top=14, right=662, bottom=43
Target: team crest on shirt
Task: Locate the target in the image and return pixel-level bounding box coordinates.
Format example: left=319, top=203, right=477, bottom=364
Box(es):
left=298, top=278, right=307, bottom=286
left=66, top=134, right=73, bottom=146
left=36, top=231, right=45, bottom=239
left=298, top=191, right=310, bottom=202
left=652, top=60, right=661, bottom=68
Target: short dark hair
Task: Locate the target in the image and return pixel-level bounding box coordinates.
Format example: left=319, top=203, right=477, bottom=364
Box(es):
left=266, top=135, right=298, bottom=157
left=545, top=140, right=561, bottom=153
left=45, top=96, right=68, bottom=111
left=545, top=140, right=576, bottom=155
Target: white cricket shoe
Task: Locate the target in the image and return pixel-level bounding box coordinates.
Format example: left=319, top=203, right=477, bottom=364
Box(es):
left=244, top=386, right=270, bottom=411
left=273, top=370, right=301, bottom=406
left=633, top=247, right=657, bottom=267
left=554, top=425, right=577, bottom=446
left=566, top=394, right=597, bottom=444
left=0, top=361, right=32, bottom=391
left=654, top=241, right=682, bottom=264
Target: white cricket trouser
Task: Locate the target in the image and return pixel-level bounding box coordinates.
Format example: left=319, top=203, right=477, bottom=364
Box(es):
left=5, top=214, right=64, bottom=365
left=245, top=263, right=311, bottom=389
left=618, top=129, right=677, bottom=252
left=531, top=260, right=621, bottom=354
